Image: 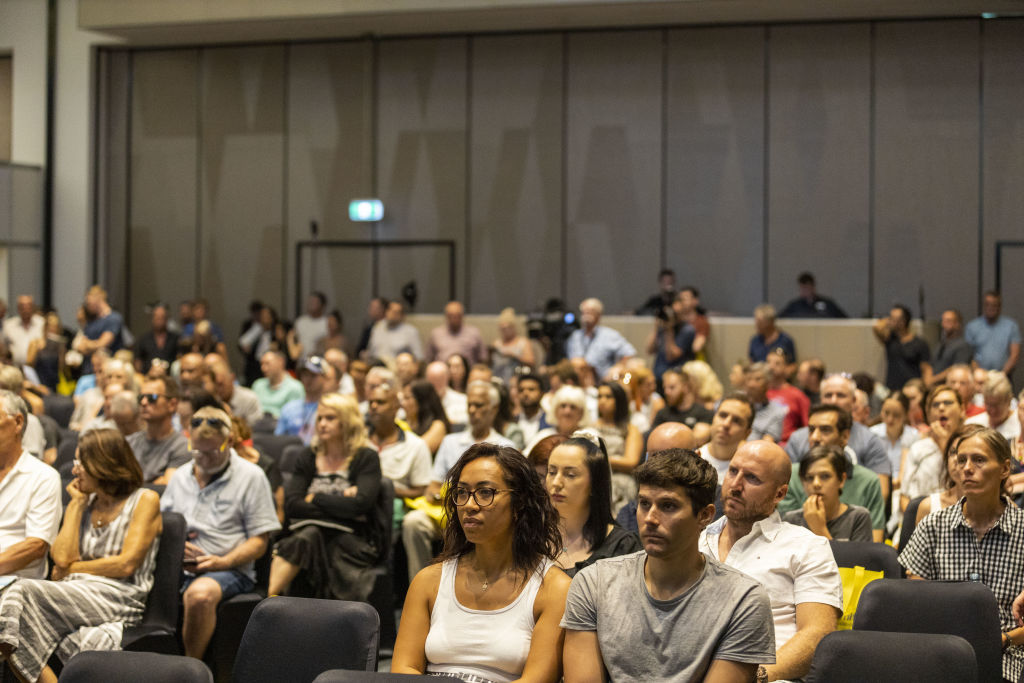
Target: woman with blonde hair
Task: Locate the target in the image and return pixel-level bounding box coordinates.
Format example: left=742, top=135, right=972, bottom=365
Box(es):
left=682, top=360, right=723, bottom=410
left=621, top=366, right=663, bottom=433
left=268, top=393, right=384, bottom=600
left=490, top=307, right=535, bottom=383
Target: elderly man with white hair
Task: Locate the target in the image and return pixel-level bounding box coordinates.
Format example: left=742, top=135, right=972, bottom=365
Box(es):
left=966, top=370, right=1021, bottom=443
left=565, top=297, right=635, bottom=381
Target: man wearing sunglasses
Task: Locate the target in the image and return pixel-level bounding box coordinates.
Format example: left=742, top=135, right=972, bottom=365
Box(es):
left=161, top=406, right=280, bottom=660
left=127, top=376, right=190, bottom=485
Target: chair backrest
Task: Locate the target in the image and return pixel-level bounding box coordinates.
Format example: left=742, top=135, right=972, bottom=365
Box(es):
left=313, top=672, right=462, bottom=682
left=900, top=495, right=926, bottom=549
left=252, top=433, right=302, bottom=461
left=828, top=540, right=902, bottom=578
left=140, top=511, right=187, bottom=630
left=231, top=597, right=379, bottom=683
left=854, top=579, right=1001, bottom=682
left=374, top=477, right=395, bottom=565
left=805, top=630, right=977, bottom=683
left=59, top=651, right=213, bottom=683
left=43, top=393, right=75, bottom=429
left=279, top=443, right=306, bottom=476
left=55, top=433, right=79, bottom=471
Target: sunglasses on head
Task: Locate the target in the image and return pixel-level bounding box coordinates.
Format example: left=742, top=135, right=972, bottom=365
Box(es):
left=191, top=416, right=227, bottom=430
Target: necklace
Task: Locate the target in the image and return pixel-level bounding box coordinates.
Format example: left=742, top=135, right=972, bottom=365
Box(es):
left=471, top=562, right=512, bottom=592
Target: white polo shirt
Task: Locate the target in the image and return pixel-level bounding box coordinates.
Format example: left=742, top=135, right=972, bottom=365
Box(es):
left=0, top=450, right=62, bottom=578
left=700, top=510, right=842, bottom=647
left=377, top=428, right=432, bottom=490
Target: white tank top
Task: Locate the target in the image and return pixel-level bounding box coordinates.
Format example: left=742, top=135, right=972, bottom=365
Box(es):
left=424, top=556, right=554, bottom=683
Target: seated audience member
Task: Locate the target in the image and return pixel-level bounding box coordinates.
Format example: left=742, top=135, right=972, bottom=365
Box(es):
left=563, top=449, right=775, bottom=683
left=238, top=304, right=275, bottom=386
left=683, top=360, right=723, bottom=411
left=0, top=390, right=62, bottom=578
left=796, top=358, right=824, bottom=405
left=913, top=423, right=972, bottom=525
left=367, top=300, right=423, bottom=362
left=368, top=381, right=432, bottom=501
left=901, top=385, right=965, bottom=511
left=765, top=349, right=809, bottom=445
left=873, top=304, right=932, bottom=391
left=230, top=416, right=284, bottom=523
left=966, top=371, right=1021, bottom=444
left=392, top=443, right=571, bottom=681
left=513, top=372, right=549, bottom=445
left=785, top=373, right=891, bottom=498
left=547, top=433, right=641, bottom=578
left=526, top=385, right=589, bottom=453
left=783, top=445, right=873, bottom=542
left=276, top=356, right=334, bottom=445
left=104, top=390, right=142, bottom=438
left=622, top=366, right=663, bottom=433
left=161, top=406, right=281, bottom=659
left=0, top=365, right=50, bottom=460
left=2, top=295, right=44, bottom=367
left=355, top=297, right=387, bottom=360
left=492, top=381, right=525, bottom=451
left=870, top=392, right=919, bottom=487
left=701, top=440, right=842, bottom=681
left=209, top=357, right=262, bottom=427
left=946, top=364, right=985, bottom=418
left=27, top=311, right=67, bottom=393
left=399, top=379, right=450, bottom=455
left=489, top=307, right=535, bottom=383
left=79, top=381, right=128, bottom=434
left=778, top=271, right=847, bottom=318
left=851, top=388, right=872, bottom=426
left=698, top=393, right=755, bottom=483
left=645, top=290, right=696, bottom=380
left=134, top=303, right=180, bottom=375
left=128, top=376, right=189, bottom=485
left=900, top=426, right=1024, bottom=682
left=348, top=358, right=369, bottom=403
left=71, top=358, right=132, bottom=431
left=401, top=381, right=514, bottom=579
left=268, top=393, right=384, bottom=600
left=322, top=348, right=356, bottom=395
left=565, top=298, right=636, bottom=382
left=749, top=303, right=796, bottom=363
left=903, top=377, right=930, bottom=432
left=634, top=267, right=677, bottom=316
left=394, top=351, right=421, bottom=387
left=0, top=429, right=161, bottom=683
left=177, top=352, right=211, bottom=392
left=426, top=361, right=467, bottom=426
left=592, top=382, right=643, bottom=514
left=180, top=298, right=225, bottom=346
left=930, top=309, right=974, bottom=384
left=527, top=433, right=569, bottom=480
left=315, top=310, right=348, bottom=357
left=251, top=349, right=304, bottom=419
left=428, top=301, right=485, bottom=364
left=743, top=363, right=788, bottom=442
left=650, top=368, right=713, bottom=438
left=447, top=353, right=470, bottom=394
left=467, top=363, right=493, bottom=387
left=779, top=405, right=886, bottom=541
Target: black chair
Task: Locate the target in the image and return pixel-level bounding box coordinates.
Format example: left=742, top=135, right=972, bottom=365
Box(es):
left=249, top=415, right=279, bottom=435
left=854, top=579, right=1002, bottom=683
left=58, top=651, right=213, bottom=683
left=278, top=443, right=306, bottom=486
left=43, top=393, right=75, bottom=429
left=899, top=495, right=926, bottom=549
left=366, top=478, right=397, bottom=649
left=203, top=545, right=273, bottom=683
left=828, top=540, right=902, bottom=578
left=314, top=673, right=462, bottom=682
left=251, top=433, right=302, bottom=463
left=231, top=598, right=379, bottom=683
left=805, top=630, right=977, bottom=683
left=122, top=512, right=187, bottom=654
left=55, top=434, right=78, bottom=471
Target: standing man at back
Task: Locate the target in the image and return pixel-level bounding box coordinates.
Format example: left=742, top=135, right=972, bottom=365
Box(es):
left=966, top=290, right=1021, bottom=377
left=428, top=301, right=485, bottom=364
left=565, top=298, right=635, bottom=382
left=873, top=304, right=931, bottom=391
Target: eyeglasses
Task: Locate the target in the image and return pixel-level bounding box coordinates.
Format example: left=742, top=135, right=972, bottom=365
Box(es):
left=453, top=487, right=513, bottom=507
left=191, top=416, right=227, bottom=430
left=138, top=393, right=166, bottom=404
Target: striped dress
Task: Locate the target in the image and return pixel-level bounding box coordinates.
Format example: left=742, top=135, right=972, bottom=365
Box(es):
left=0, top=487, right=160, bottom=682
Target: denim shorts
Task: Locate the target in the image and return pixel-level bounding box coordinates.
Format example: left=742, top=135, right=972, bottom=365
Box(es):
left=181, top=569, right=255, bottom=600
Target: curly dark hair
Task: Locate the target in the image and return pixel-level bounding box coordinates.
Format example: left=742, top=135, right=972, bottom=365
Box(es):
left=437, top=442, right=562, bottom=575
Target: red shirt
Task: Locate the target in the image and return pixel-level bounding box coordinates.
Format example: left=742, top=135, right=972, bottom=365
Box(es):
left=767, top=383, right=810, bottom=445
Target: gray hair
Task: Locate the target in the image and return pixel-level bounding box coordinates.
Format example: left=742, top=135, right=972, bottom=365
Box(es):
left=0, top=390, right=28, bottom=437
left=467, top=380, right=500, bottom=408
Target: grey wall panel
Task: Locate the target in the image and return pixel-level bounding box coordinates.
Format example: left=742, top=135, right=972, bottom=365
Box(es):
left=566, top=30, right=662, bottom=315
left=982, top=19, right=1024, bottom=316
left=199, top=45, right=285, bottom=357
left=376, top=37, right=466, bottom=311
left=666, top=27, right=765, bottom=316
left=767, top=24, right=871, bottom=318
left=468, top=34, right=563, bottom=314
left=129, top=50, right=199, bottom=330
left=873, top=20, right=980, bottom=320
left=7, top=246, right=42, bottom=304
left=377, top=243, right=456, bottom=316
left=286, top=40, right=374, bottom=324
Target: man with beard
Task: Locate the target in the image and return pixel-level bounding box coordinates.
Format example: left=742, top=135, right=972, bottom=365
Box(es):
left=513, top=372, right=549, bottom=444
left=700, top=441, right=841, bottom=682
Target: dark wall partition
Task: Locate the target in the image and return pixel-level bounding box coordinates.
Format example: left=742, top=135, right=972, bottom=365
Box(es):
left=97, top=18, right=1024, bottom=353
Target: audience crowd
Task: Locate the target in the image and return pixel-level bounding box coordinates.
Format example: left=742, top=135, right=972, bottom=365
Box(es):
left=0, top=273, right=1022, bottom=682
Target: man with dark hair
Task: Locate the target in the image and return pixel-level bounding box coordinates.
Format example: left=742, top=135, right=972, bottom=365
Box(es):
left=135, top=303, right=180, bottom=375
left=796, top=358, right=825, bottom=404
left=930, top=309, right=974, bottom=384
left=367, top=380, right=431, bottom=501
left=873, top=304, right=931, bottom=391
left=966, top=290, right=1021, bottom=375
left=778, top=272, right=847, bottom=319
left=563, top=448, right=775, bottom=682
left=635, top=268, right=677, bottom=316
left=698, top=394, right=754, bottom=483
left=743, top=363, right=787, bottom=442
left=766, top=349, right=809, bottom=445
left=514, top=372, right=549, bottom=444
left=128, top=376, right=190, bottom=485
left=778, top=404, right=886, bottom=541
left=701, top=440, right=842, bottom=682
left=209, top=357, right=262, bottom=426
left=650, top=368, right=713, bottom=436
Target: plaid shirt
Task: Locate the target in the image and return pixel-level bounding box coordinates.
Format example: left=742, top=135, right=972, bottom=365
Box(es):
left=899, top=497, right=1024, bottom=681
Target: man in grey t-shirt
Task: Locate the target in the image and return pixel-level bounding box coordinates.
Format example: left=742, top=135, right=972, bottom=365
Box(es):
left=562, top=449, right=775, bottom=682
left=127, top=376, right=190, bottom=484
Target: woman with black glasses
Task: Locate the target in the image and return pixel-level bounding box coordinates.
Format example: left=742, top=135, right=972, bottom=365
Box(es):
left=267, top=392, right=384, bottom=600
left=392, top=443, right=570, bottom=683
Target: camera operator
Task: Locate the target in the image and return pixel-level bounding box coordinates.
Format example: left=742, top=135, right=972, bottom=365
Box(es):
left=645, top=292, right=697, bottom=380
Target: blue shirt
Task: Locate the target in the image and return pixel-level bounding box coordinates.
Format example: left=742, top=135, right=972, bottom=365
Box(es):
left=653, top=323, right=696, bottom=378
left=182, top=320, right=225, bottom=343
left=83, top=311, right=124, bottom=373
left=965, top=315, right=1021, bottom=370
left=275, top=399, right=318, bottom=445
left=565, top=326, right=636, bottom=381
left=748, top=331, right=796, bottom=363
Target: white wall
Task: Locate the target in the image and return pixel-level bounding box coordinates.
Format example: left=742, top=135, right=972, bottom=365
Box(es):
left=0, top=0, right=47, bottom=165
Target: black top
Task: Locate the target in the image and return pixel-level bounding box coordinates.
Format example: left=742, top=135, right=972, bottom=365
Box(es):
left=779, top=295, right=848, bottom=319
left=567, top=524, right=642, bottom=578
left=136, top=329, right=181, bottom=371
left=651, top=403, right=714, bottom=430
left=284, top=446, right=381, bottom=530
left=884, top=335, right=930, bottom=391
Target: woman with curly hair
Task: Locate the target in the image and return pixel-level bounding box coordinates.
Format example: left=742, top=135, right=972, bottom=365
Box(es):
left=392, top=443, right=571, bottom=682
